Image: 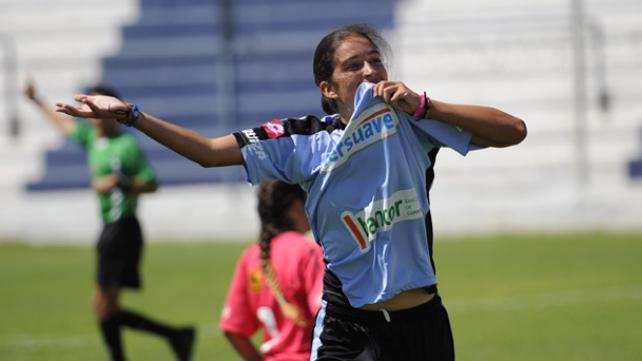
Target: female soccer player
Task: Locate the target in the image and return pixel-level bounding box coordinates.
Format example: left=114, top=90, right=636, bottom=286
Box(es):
left=56, top=24, right=526, bottom=361
left=26, top=81, right=195, bottom=361
left=220, top=180, right=324, bottom=361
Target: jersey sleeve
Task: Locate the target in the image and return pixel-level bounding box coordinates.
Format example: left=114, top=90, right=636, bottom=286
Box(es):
left=298, top=242, right=325, bottom=315
left=233, top=117, right=329, bottom=185
left=124, top=136, right=156, bottom=183
left=408, top=116, right=480, bottom=156
left=220, top=250, right=260, bottom=337
left=69, top=121, right=92, bottom=149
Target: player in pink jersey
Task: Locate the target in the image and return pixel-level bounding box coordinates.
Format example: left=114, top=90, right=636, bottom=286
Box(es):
left=220, top=180, right=324, bottom=361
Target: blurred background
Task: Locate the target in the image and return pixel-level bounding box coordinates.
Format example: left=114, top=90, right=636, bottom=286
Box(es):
left=1, top=0, right=641, bottom=242
left=1, top=0, right=641, bottom=360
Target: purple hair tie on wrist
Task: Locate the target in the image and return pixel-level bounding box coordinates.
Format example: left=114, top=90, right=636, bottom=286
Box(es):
left=412, top=92, right=427, bottom=119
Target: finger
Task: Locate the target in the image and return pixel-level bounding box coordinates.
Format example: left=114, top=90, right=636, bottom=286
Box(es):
left=68, top=103, right=92, bottom=114
left=55, top=103, right=76, bottom=115
left=381, top=85, right=398, bottom=104
left=82, top=97, right=103, bottom=116
left=62, top=104, right=83, bottom=116
left=55, top=106, right=71, bottom=115
left=389, top=89, right=409, bottom=104
left=373, top=81, right=384, bottom=97
left=373, top=80, right=390, bottom=97
left=374, top=81, right=391, bottom=98
left=59, top=103, right=94, bottom=117
left=74, top=94, right=89, bottom=100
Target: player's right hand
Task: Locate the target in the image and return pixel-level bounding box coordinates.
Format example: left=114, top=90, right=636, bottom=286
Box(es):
left=56, top=95, right=129, bottom=121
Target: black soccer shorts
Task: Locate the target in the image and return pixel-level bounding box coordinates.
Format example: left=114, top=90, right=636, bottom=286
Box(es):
left=96, top=217, right=143, bottom=289
left=312, top=294, right=455, bottom=361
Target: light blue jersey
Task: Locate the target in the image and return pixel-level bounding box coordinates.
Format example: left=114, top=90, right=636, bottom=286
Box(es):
left=235, top=82, right=476, bottom=307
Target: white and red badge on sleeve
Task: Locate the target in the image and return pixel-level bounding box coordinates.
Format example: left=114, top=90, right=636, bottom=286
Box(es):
left=262, top=119, right=286, bottom=138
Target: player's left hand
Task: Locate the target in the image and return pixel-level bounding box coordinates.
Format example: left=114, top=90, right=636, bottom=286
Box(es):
left=373, top=81, right=420, bottom=115
left=24, top=78, right=38, bottom=101
left=56, top=95, right=129, bottom=120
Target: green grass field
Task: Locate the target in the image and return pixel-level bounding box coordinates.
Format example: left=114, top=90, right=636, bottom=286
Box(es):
left=1, top=232, right=641, bottom=360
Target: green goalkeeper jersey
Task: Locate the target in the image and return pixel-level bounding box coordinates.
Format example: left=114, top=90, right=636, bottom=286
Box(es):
left=71, top=122, right=156, bottom=224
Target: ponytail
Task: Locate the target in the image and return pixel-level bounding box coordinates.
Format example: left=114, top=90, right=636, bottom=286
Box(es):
left=256, top=181, right=307, bottom=326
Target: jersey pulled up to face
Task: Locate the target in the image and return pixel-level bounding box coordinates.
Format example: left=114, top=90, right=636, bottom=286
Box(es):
left=235, top=82, right=476, bottom=307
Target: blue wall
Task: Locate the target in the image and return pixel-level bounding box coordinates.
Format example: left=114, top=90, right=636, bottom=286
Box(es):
left=27, top=0, right=395, bottom=190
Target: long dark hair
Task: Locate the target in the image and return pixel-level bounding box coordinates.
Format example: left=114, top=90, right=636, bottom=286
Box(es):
left=257, top=180, right=307, bottom=251
left=313, top=24, right=390, bottom=115
left=89, top=85, right=120, bottom=98
left=256, top=180, right=308, bottom=326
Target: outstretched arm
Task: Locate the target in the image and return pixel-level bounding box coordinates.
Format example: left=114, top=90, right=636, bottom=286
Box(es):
left=24, top=80, right=76, bottom=135
left=135, top=112, right=242, bottom=167
left=56, top=94, right=243, bottom=167
left=373, top=81, right=527, bottom=147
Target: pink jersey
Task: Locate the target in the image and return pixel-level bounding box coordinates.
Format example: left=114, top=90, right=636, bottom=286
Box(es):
left=220, top=231, right=325, bottom=361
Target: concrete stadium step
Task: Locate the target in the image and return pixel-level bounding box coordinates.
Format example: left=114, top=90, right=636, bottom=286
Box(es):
left=7, top=33, right=124, bottom=65
left=119, top=88, right=319, bottom=118
left=101, top=57, right=312, bottom=88
left=103, top=58, right=218, bottom=88
left=115, top=36, right=222, bottom=58
left=0, top=133, right=63, bottom=189
left=629, top=159, right=642, bottom=178
left=114, top=84, right=218, bottom=99
left=235, top=1, right=391, bottom=23
left=137, top=5, right=219, bottom=27
left=25, top=149, right=246, bottom=191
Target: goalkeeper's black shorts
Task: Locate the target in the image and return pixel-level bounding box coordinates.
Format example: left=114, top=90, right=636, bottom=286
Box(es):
left=311, top=294, right=454, bottom=361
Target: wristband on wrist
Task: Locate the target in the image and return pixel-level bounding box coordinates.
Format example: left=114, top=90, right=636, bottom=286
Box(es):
left=118, top=102, right=141, bottom=127
left=422, top=95, right=432, bottom=119
left=128, top=103, right=141, bottom=127
left=411, top=92, right=433, bottom=120
left=412, top=92, right=427, bottom=118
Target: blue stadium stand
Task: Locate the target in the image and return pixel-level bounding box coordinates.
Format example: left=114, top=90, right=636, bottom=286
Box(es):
left=27, top=0, right=395, bottom=191
left=629, top=127, right=642, bottom=179
left=630, top=160, right=642, bottom=178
